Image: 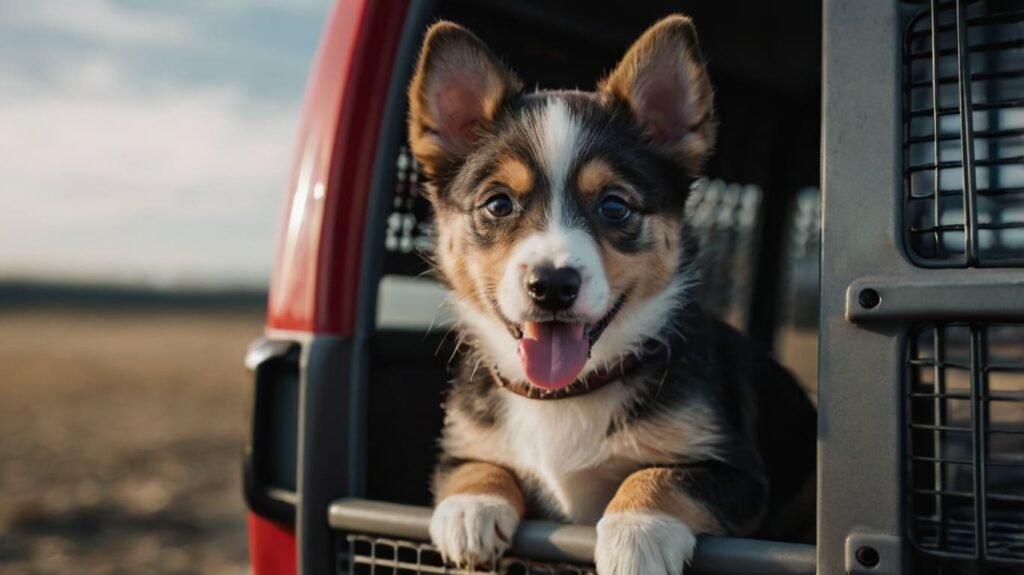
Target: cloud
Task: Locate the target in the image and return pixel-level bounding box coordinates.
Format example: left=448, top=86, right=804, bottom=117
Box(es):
left=202, top=0, right=330, bottom=12
left=0, top=0, right=332, bottom=286
left=0, top=51, right=298, bottom=287
left=1, top=0, right=329, bottom=46
left=1, top=0, right=190, bottom=45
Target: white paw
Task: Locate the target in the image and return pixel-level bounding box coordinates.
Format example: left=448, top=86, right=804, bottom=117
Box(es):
left=595, top=512, right=696, bottom=575
left=429, top=494, right=520, bottom=568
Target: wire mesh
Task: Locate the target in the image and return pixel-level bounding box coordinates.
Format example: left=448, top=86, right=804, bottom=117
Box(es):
left=382, top=147, right=435, bottom=277
left=902, top=0, right=1024, bottom=267
left=907, top=323, right=1024, bottom=571
left=685, top=179, right=762, bottom=329
left=778, top=187, right=821, bottom=332
left=338, top=534, right=596, bottom=575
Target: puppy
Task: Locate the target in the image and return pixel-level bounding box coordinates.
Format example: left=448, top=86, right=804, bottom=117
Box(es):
left=407, top=15, right=816, bottom=575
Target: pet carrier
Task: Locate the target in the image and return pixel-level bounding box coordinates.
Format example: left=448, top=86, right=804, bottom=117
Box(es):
left=242, top=0, right=1023, bottom=574
left=820, top=0, right=1023, bottom=574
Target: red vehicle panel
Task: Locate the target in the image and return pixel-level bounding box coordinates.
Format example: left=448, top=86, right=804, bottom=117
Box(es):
left=267, top=0, right=407, bottom=335
left=252, top=1, right=408, bottom=573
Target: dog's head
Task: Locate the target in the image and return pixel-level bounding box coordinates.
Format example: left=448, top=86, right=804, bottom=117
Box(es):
left=408, top=15, right=715, bottom=391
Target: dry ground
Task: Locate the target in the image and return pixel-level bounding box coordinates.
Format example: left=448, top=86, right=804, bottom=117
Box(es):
left=0, top=306, right=819, bottom=575
left=0, top=308, right=264, bottom=575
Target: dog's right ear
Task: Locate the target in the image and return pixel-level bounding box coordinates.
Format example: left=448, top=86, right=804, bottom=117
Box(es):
left=408, top=22, right=522, bottom=178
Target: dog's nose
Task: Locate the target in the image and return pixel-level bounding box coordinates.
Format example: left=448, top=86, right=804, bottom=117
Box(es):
left=525, top=266, right=581, bottom=311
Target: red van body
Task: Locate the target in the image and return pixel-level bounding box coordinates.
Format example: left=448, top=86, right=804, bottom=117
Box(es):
left=248, top=2, right=409, bottom=573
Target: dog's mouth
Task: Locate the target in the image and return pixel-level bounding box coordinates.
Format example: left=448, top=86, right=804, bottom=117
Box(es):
left=494, top=296, right=627, bottom=391
left=518, top=321, right=589, bottom=390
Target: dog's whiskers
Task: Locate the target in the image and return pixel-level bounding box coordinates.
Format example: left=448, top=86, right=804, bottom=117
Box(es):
left=434, top=322, right=458, bottom=356
left=470, top=357, right=484, bottom=381
left=425, top=293, right=453, bottom=339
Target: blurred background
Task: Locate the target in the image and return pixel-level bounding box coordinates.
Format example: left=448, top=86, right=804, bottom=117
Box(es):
left=0, top=1, right=330, bottom=573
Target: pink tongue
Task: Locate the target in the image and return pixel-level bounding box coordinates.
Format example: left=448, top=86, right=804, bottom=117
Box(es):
left=518, top=322, right=589, bottom=390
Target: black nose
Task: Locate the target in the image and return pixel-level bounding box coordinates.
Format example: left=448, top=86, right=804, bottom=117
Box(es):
left=525, top=266, right=581, bottom=311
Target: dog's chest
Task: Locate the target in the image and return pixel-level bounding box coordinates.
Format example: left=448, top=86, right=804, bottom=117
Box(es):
left=500, top=389, right=637, bottom=524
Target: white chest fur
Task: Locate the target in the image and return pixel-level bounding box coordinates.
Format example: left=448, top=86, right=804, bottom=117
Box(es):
left=500, top=385, right=637, bottom=524
left=442, top=381, right=721, bottom=525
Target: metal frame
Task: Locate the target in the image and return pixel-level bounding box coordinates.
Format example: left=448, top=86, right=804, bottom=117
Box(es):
left=823, top=1, right=1023, bottom=574
left=243, top=1, right=420, bottom=573
left=329, top=499, right=817, bottom=575
left=348, top=0, right=437, bottom=502
left=821, top=1, right=910, bottom=573
left=293, top=3, right=435, bottom=575
left=342, top=535, right=596, bottom=575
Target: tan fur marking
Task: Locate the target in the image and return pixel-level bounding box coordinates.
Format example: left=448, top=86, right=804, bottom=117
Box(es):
left=437, top=462, right=526, bottom=516
left=599, top=215, right=681, bottom=302
left=493, top=158, right=534, bottom=196
left=430, top=215, right=487, bottom=314
left=577, top=159, right=645, bottom=207
left=605, top=468, right=723, bottom=535
left=577, top=159, right=617, bottom=197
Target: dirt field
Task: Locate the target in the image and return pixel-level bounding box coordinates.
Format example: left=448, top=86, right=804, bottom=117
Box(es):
left=0, top=308, right=264, bottom=575
left=0, top=305, right=819, bottom=574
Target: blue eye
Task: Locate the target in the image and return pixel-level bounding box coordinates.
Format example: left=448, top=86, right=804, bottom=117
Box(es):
left=598, top=195, right=631, bottom=222
left=484, top=194, right=514, bottom=217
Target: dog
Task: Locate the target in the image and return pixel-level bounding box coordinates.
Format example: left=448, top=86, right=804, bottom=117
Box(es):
left=406, top=14, right=816, bottom=575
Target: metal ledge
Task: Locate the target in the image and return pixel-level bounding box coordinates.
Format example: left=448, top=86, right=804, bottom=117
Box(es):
left=328, top=498, right=817, bottom=575
left=846, top=270, right=1024, bottom=324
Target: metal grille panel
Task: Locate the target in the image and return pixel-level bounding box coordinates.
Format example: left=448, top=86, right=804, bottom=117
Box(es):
left=686, top=179, right=762, bottom=328
left=383, top=148, right=435, bottom=277
left=902, top=0, right=1024, bottom=267
left=907, top=323, right=1024, bottom=569
left=339, top=534, right=596, bottom=575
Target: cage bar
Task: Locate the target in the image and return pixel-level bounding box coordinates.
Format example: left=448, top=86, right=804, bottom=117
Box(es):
left=907, top=323, right=1024, bottom=569
left=329, top=498, right=817, bottom=575
left=902, top=0, right=1024, bottom=267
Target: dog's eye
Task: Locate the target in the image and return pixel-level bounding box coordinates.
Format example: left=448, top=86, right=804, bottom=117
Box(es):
left=484, top=193, right=515, bottom=218
left=597, top=195, right=631, bottom=222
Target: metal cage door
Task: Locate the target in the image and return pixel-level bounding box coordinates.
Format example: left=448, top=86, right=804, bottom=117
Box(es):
left=821, top=1, right=1024, bottom=574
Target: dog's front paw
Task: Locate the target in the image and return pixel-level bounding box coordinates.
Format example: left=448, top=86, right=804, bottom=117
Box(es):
left=595, top=511, right=696, bottom=575
left=429, top=494, right=520, bottom=568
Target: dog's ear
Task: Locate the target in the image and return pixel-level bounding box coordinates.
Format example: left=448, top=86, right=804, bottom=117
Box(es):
left=600, top=15, right=716, bottom=173
left=408, top=21, right=522, bottom=178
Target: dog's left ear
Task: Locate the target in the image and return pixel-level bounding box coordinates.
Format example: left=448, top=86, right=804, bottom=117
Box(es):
left=600, top=15, right=716, bottom=173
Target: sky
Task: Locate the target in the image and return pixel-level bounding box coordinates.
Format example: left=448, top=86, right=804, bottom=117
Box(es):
left=0, top=0, right=332, bottom=288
